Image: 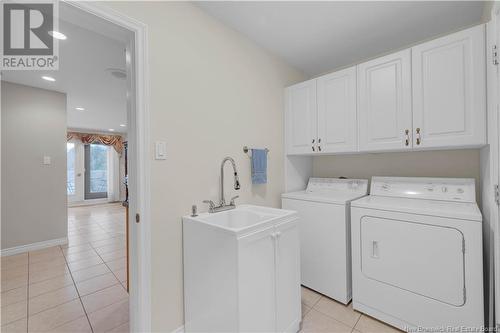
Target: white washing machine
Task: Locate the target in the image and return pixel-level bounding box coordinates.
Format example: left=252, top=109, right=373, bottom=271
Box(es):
left=351, top=177, right=484, bottom=331
left=282, top=177, right=368, bottom=303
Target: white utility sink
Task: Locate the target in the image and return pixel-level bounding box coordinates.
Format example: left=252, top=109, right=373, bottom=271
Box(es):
left=185, top=204, right=296, bottom=235
left=183, top=204, right=301, bottom=332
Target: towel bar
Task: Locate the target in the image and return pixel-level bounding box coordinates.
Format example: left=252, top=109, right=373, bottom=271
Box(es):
left=243, top=146, right=269, bottom=157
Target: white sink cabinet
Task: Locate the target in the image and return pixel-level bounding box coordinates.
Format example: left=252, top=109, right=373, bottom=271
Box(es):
left=183, top=205, right=301, bottom=333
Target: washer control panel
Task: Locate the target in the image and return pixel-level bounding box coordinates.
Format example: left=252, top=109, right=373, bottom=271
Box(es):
left=306, top=178, right=368, bottom=194
left=370, top=177, right=476, bottom=203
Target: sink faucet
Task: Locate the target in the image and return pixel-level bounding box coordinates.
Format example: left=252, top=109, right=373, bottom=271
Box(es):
left=220, top=157, right=240, bottom=205
left=203, top=156, right=240, bottom=213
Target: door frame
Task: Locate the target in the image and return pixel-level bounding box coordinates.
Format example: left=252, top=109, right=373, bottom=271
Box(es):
left=64, top=2, right=151, bottom=331
left=486, top=4, right=500, bottom=330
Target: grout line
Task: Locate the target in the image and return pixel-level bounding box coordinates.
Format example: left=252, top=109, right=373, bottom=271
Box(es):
left=302, top=303, right=312, bottom=319
left=61, top=243, right=94, bottom=333
left=88, top=298, right=129, bottom=333
left=77, top=281, right=122, bottom=299
left=68, top=261, right=105, bottom=274
left=26, top=297, right=80, bottom=318
left=88, top=240, right=127, bottom=292
left=50, top=315, right=88, bottom=332
left=27, top=272, right=68, bottom=288
left=68, top=269, right=109, bottom=285
left=352, top=311, right=362, bottom=332
left=312, top=295, right=322, bottom=308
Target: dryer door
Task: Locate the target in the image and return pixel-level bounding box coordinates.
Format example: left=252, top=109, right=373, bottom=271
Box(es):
left=360, top=216, right=465, bottom=306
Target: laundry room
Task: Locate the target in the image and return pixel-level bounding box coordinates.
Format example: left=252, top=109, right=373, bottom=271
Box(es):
left=3, top=2, right=500, bottom=333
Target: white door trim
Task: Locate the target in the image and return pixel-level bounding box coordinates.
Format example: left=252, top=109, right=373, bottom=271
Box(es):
left=63, top=2, right=151, bottom=332
left=486, top=3, right=500, bottom=329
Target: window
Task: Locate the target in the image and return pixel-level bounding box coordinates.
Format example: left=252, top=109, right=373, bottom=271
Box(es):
left=67, top=142, right=76, bottom=195
left=85, top=144, right=108, bottom=199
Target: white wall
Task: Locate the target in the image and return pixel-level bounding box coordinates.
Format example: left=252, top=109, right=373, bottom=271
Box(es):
left=1, top=81, right=68, bottom=250
left=99, top=2, right=306, bottom=331
left=313, top=149, right=481, bottom=201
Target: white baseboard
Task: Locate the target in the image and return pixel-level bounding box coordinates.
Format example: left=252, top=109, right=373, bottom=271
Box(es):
left=172, top=325, right=184, bottom=333
left=1, top=237, right=68, bottom=257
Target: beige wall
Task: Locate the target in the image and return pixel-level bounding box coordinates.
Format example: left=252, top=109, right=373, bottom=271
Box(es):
left=313, top=149, right=481, bottom=201
left=1, top=81, right=68, bottom=250
left=100, top=2, right=306, bottom=331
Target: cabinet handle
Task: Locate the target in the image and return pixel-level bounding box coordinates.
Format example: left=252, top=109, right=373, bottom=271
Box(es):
left=404, top=129, right=409, bottom=146
left=416, top=128, right=421, bottom=145
left=371, top=240, right=379, bottom=259
left=318, top=138, right=321, bottom=151
left=312, top=139, right=315, bottom=152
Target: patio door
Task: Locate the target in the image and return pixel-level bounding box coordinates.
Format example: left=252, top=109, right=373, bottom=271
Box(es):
left=67, top=142, right=84, bottom=202
left=84, top=143, right=109, bottom=199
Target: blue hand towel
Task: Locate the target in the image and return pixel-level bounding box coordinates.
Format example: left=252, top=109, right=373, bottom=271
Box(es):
left=251, top=149, right=267, bottom=184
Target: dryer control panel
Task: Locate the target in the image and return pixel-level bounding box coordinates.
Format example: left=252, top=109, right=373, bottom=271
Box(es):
left=370, top=177, right=476, bottom=203
left=306, top=178, right=368, bottom=194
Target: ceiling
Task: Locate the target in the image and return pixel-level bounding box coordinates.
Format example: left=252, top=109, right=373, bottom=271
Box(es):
left=1, top=3, right=132, bottom=133
left=197, top=1, right=487, bottom=77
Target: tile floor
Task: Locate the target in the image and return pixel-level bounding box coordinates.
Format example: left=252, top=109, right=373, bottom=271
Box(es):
left=2, top=202, right=402, bottom=333
left=1, top=203, right=128, bottom=333
left=300, top=286, right=403, bottom=333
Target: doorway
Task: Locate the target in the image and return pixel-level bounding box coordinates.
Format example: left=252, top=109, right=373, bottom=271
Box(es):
left=66, top=3, right=151, bottom=331
left=1, top=1, right=149, bottom=331
left=84, top=144, right=109, bottom=200
left=68, top=142, right=113, bottom=202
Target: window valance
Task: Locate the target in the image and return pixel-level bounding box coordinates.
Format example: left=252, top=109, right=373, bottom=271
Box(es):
left=67, top=132, right=124, bottom=154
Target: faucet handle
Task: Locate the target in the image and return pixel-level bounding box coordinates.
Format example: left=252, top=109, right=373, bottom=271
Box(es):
left=230, top=195, right=239, bottom=206
left=203, top=200, right=215, bottom=212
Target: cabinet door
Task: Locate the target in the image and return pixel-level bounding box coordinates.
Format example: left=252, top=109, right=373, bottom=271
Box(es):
left=285, top=80, right=317, bottom=154
left=238, top=227, right=276, bottom=332
left=317, top=67, right=357, bottom=153
left=275, top=220, right=301, bottom=333
left=412, top=25, right=486, bottom=148
left=357, top=49, right=413, bottom=152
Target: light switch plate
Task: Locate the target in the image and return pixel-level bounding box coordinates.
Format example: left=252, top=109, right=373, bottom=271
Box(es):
left=155, top=141, right=167, bottom=160
left=43, top=156, right=51, bottom=165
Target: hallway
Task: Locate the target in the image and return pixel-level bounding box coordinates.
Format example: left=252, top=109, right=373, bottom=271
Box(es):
left=1, top=203, right=128, bottom=332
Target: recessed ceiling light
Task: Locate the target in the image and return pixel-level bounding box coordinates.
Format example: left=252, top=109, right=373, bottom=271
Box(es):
left=75, top=107, right=85, bottom=111
left=108, top=129, right=115, bottom=132
left=49, top=30, right=67, bottom=40
left=119, top=124, right=126, bottom=127
left=41, top=76, right=55, bottom=82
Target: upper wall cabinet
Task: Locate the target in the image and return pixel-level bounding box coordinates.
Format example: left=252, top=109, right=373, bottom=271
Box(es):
left=357, top=49, right=413, bottom=152
left=412, top=25, right=486, bottom=149
left=285, top=67, right=357, bottom=155
left=317, top=67, right=357, bottom=153
left=284, top=24, right=486, bottom=156
left=285, top=79, right=317, bottom=154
